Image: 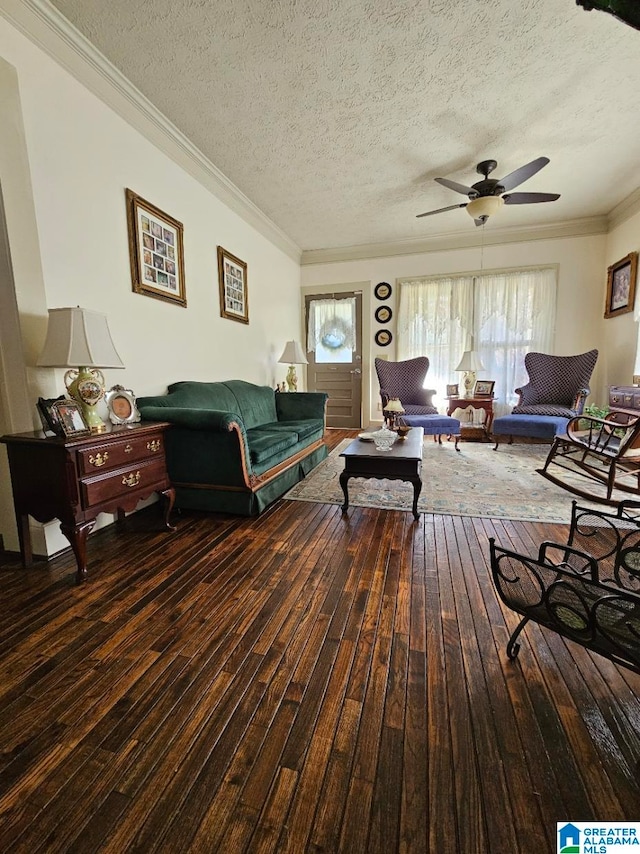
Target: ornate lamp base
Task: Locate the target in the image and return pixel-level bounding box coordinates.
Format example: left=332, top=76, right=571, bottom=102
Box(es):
left=65, top=367, right=107, bottom=433
left=286, top=365, right=298, bottom=392
left=461, top=370, right=476, bottom=398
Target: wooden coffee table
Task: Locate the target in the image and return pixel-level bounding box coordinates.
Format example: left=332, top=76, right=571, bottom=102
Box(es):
left=339, top=427, right=424, bottom=520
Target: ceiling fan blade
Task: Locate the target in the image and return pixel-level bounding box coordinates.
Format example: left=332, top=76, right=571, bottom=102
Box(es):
left=502, top=192, right=560, bottom=204
left=416, top=203, right=467, bottom=218
left=498, top=157, right=550, bottom=191
left=434, top=177, right=476, bottom=196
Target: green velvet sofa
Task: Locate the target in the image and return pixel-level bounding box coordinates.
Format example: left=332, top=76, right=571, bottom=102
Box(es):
left=137, top=380, right=328, bottom=516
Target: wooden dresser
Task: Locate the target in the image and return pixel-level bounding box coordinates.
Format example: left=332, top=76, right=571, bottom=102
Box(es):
left=0, top=421, right=175, bottom=582
left=608, top=385, right=640, bottom=421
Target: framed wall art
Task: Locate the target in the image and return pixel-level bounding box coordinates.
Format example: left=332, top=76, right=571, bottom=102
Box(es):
left=374, top=282, right=392, bottom=300
left=217, top=246, right=249, bottom=324
left=126, top=189, right=187, bottom=307
left=375, top=329, right=392, bottom=347
left=604, top=251, right=638, bottom=319
left=375, top=305, right=392, bottom=324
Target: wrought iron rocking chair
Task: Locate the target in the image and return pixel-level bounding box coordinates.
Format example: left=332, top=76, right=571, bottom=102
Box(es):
left=537, top=411, right=640, bottom=504
left=489, top=500, right=640, bottom=674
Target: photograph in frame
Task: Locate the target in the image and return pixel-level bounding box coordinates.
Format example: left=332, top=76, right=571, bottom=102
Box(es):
left=217, top=246, right=249, bottom=324
left=36, top=395, right=66, bottom=435
left=105, top=385, right=141, bottom=425
left=51, top=399, right=91, bottom=438
left=474, top=380, right=495, bottom=397
left=126, top=189, right=187, bottom=307
left=604, top=252, right=638, bottom=318
left=446, top=383, right=459, bottom=397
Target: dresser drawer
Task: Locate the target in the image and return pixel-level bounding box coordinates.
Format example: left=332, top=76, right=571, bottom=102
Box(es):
left=77, top=432, right=166, bottom=475
left=80, top=458, right=167, bottom=508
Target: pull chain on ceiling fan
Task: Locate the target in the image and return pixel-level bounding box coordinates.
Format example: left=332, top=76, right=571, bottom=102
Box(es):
left=416, top=157, right=561, bottom=227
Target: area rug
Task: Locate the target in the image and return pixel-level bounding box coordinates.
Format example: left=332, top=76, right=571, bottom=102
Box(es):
left=284, top=439, right=608, bottom=523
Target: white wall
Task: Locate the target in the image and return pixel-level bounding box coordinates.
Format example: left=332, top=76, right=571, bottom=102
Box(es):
left=0, top=17, right=303, bottom=554
left=602, top=209, right=640, bottom=389
left=302, top=233, right=608, bottom=422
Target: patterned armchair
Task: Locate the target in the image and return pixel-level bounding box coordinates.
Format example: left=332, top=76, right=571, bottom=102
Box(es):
left=374, top=357, right=437, bottom=417
left=512, top=349, right=598, bottom=418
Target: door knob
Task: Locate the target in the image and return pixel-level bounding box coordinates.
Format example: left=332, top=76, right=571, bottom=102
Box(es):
left=350, top=369, right=362, bottom=375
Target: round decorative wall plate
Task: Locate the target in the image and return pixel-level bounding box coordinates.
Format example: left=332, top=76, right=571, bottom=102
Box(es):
left=375, top=306, right=392, bottom=324
left=375, top=329, right=392, bottom=347
left=374, top=282, right=392, bottom=300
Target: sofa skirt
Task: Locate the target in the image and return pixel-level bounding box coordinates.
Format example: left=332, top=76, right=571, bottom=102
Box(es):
left=173, top=442, right=328, bottom=516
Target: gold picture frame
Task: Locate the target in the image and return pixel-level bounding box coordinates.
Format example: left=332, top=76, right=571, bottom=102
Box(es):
left=51, top=399, right=91, bottom=438
left=604, top=252, right=638, bottom=318
left=217, top=246, right=248, bottom=323
left=126, top=189, right=187, bottom=307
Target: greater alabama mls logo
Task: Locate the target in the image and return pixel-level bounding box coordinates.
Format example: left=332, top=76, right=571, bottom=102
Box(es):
left=558, top=822, right=640, bottom=853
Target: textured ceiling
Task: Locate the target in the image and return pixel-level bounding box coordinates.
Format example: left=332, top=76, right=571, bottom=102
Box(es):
left=47, top=0, right=640, bottom=252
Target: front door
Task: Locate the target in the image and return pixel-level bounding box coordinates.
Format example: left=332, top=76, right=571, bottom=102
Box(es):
left=305, top=292, right=362, bottom=428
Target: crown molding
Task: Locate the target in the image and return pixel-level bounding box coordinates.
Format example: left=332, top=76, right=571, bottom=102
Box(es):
left=300, top=216, right=609, bottom=266
left=607, top=186, right=640, bottom=230
left=0, top=0, right=302, bottom=262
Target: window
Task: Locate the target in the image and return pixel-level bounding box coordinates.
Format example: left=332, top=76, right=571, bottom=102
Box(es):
left=397, top=267, right=556, bottom=414
left=307, top=297, right=356, bottom=364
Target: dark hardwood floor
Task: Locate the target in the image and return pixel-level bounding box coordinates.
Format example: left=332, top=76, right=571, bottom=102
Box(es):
left=0, top=428, right=638, bottom=852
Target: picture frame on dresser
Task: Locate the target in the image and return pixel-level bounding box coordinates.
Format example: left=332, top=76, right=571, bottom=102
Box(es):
left=126, top=188, right=187, bottom=308
left=604, top=252, right=638, bottom=318
left=51, top=399, right=91, bottom=438
left=474, top=379, right=495, bottom=397
left=105, top=385, right=141, bottom=425
left=36, top=395, right=66, bottom=435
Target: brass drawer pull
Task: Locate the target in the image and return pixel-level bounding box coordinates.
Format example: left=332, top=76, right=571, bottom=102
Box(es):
left=147, top=440, right=161, bottom=452
left=88, top=452, right=108, bottom=467
left=124, top=444, right=133, bottom=454
left=122, top=471, right=141, bottom=488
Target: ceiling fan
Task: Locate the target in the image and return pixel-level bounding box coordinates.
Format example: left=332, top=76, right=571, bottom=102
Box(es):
left=416, top=157, right=560, bottom=226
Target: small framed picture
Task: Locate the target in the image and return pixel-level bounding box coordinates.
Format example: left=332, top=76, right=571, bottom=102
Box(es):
left=36, top=395, right=66, bottom=435
left=105, top=385, right=141, bottom=425
left=375, top=329, right=392, bottom=347
left=446, top=383, right=459, bottom=397
left=375, top=306, right=392, bottom=324
left=604, top=252, right=638, bottom=318
left=217, top=246, right=249, bottom=324
left=126, top=189, right=187, bottom=308
left=374, top=282, right=392, bottom=300
left=51, top=399, right=91, bottom=437
left=474, top=379, right=495, bottom=397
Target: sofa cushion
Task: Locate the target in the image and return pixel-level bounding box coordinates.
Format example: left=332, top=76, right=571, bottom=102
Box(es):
left=246, top=427, right=298, bottom=465
left=224, top=380, right=277, bottom=429
left=259, top=419, right=323, bottom=442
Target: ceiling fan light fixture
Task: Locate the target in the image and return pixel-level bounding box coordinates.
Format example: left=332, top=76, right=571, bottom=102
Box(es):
left=466, top=196, right=504, bottom=220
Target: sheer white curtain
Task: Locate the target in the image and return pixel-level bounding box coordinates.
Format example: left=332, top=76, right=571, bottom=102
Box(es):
left=397, top=276, right=474, bottom=408
left=307, top=297, right=356, bottom=351
left=397, top=267, right=557, bottom=414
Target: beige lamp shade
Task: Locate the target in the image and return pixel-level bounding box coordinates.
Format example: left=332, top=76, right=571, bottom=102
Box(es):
left=384, top=398, right=405, bottom=413
left=37, top=307, right=124, bottom=434
left=278, top=340, right=308, bottom=366
left=455, top=350, right=485, bottom=372
left=37, top=307, right=124, bottom=368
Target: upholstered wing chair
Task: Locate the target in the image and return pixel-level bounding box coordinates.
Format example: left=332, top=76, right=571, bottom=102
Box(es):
left=374, top=357, right=438, bottom=417
left=512, top=349, right=599, bottom=418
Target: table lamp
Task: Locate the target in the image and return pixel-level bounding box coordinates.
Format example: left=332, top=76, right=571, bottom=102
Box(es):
left=384, top=397, right=405, bottom=430
left=455, top=350, right=485, bottom=398
left=278, top=340, right=308, bottom=392
left=37, top=307, right=124, bottom=433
